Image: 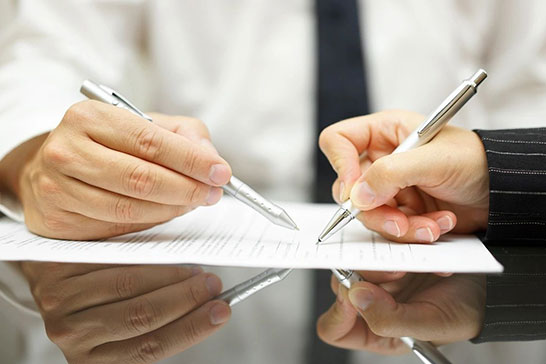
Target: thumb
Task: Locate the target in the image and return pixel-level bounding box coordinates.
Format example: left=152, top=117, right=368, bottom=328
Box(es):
left=349, top=146, right=443, bottom=210
left=348, top=282, right=445, bottom=341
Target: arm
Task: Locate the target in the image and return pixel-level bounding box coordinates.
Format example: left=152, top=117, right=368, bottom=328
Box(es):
left=316, top=111, right=546, bottom=352
left=473, top=128, right=546, bottom=342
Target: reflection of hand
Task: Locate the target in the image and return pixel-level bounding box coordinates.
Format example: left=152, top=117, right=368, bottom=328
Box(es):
left=317, top=272, right=485, bottom=354
left=319, top=110, right=490, bottom=243
left=21, top=262, right=230, bottom=363
left=11, top=100, right=232, bottom=239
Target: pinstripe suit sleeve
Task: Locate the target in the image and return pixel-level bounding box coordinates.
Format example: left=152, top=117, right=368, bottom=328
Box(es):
left=472, top=128, right=546, bottom=343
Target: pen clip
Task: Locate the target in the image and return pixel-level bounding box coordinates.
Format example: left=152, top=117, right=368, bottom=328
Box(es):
left=101, top=85, right=153, bottom=122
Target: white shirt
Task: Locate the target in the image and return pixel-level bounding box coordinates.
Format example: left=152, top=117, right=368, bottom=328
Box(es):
left=1, top=1, right=546, bottom=363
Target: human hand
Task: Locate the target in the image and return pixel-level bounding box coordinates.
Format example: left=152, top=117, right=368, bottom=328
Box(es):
left=319, top=110, right=490, bottom=243
left=20, top=262, right=230, bottom=363
left=317, top=271, right=485, bottom=354
left=13, top=101, right=231, bottom=239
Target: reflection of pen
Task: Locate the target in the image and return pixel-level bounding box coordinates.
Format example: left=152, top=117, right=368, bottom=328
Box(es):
left=80, top=80, right=298, bottom=230
left=317, top=69, right=487, bottom=243
left=216, top=268, right=293, bottom=306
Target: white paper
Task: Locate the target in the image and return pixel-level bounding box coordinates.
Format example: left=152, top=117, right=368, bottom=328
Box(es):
left=0, top=198, right=502, bottom=272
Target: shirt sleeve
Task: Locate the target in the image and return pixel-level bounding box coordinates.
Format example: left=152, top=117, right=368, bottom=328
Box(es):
left=472, top=128, right=546, bottom=343
left=0, top=0, right=146, bottom=315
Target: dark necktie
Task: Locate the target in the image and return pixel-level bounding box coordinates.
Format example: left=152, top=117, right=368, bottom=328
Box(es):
left=308, top=0, right=370, bottom=363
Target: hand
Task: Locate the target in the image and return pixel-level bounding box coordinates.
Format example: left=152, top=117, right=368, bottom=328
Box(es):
left=20, top=262, right=231, bottom=363
left=317, top=272, right=485, bottom=354
left=319, top=110, right=490, bottom=243
left=7, top=100, right=232, bottom=239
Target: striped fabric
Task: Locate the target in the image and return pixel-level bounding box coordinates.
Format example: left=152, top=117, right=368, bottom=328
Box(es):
left=472, top=129, right=546, bottom=342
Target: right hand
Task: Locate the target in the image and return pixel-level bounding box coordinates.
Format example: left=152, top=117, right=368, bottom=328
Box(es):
left=16, top=100, right=232, bottom=239
left=319, top=110, right=490, bottom=243
left=21, top=262, right=231, bottom=364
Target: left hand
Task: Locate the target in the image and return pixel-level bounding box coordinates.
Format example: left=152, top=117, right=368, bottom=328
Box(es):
left=316, top=272, right=485, bottom=354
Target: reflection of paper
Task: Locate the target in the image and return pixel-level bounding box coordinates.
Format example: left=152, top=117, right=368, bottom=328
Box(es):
left=0, top=198, right=502, bottom=272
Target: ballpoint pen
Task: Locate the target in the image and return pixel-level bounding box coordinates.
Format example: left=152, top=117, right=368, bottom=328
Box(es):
left=320, top=69, right=488, bottom=364
left=317, top=69, right=488, bottom=243
left=80, top=80, right=298, bottom=230
left=216, top=268, right=293, bottom=306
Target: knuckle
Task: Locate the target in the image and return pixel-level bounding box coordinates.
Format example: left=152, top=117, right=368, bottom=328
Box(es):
left=183, top=284, right=203, bottom=307
left=113, top=197, right=141, bottom=222
left=180, top=319, right=202, bottom=347
left=42, top=212, right=69, bottom=233
left=123, top=164, right=158, bottom=198
left=114, top=269, right=138, bottom=299
left=63, top=101, right=94, bottom=126
left=108, top=223, right=139, bottom=237
left=130, top=336, right=165, bottom=363
left=123, top=298, right=158, bottom=334
left=35, top=174, right=61, bottom=200
left=183, top=183, right=206, bottom=204
left=42, top=141, right=71, bottom=168
left=318, top=128, right=334, bottom=153
left=38, top=290, right=63, bottom=313
left=181, top=147, right=200, bottom=176
left=44, top=320, right=74, bottom=345
left=373, top=157, right=394, bottom=180
left=367, top=317, right=391, bottom=337
left=133, top=127, right=164, bottom=161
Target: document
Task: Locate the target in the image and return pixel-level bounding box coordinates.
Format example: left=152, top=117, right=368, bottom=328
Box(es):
left=0, top=198, right=502, bottom=272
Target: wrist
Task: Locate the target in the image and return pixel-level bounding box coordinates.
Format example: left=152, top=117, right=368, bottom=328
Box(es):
left=0, top=133, right=48, bottom=201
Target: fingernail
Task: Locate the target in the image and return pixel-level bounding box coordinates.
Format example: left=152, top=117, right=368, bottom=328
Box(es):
left=348, top=287, right=374, bottom=311
left=205, top=275, right=222, bottom=295
left=191, top=266, right=204, bottom=276
left=209, top=164, right=231, bottom=185
left=353, top=181, right=375, bottom=207
left=436, top=215, right=454, bottom=233
left=339, top=182, right=346, bottom=202
left=209, top=303, right=230, bottom=325
left=383, top=220, right=401, bottom=237
left=206, top=187, right=223, bottom=205
left=415, top=227, right=434, bottom=242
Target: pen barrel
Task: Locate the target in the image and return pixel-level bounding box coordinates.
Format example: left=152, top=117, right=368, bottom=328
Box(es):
left=223, top=176, right=284, bottom=223
left=81, top=80, right=118, bottom=104
left=331, top=269, right=365, bottom=289
left=216, top=268, right=286, bottom=306
left=400, top=337, right=452, bottom=364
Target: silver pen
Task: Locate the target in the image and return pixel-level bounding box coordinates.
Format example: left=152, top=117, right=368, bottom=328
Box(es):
left=317, top=69, right=488, bottom=243
left=216, top=268, right=293, bottom=306
left=80, top=80, right=298, bottom=230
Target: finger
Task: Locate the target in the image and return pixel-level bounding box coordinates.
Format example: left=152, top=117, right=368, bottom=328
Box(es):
left=355, top=271, right=407, bottom=284
left=59, top=265, right=203, bottom=313
left=72, top=101, right=231, bottom=186
left=330, top=273, right=340, bottom=294
left=55, top=139, right=223, bottom=206
left=317, top=285, right=359, bottom=344
left=53, top=175, right=192, bottom=224
left=318, top=117, right=365, bottom=198
left=70, top=272, right=223, bottom=345
left=348, top=281, right=454, bottom=341
left=317, top=286, right=407, bottom=354
left=28, top=208, right=159, bottom=240
left=90, top=300, right=231, bottom=363
left=349, top=146, right=447, bottom=211
left=357, top=208, right=456, bottom=243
